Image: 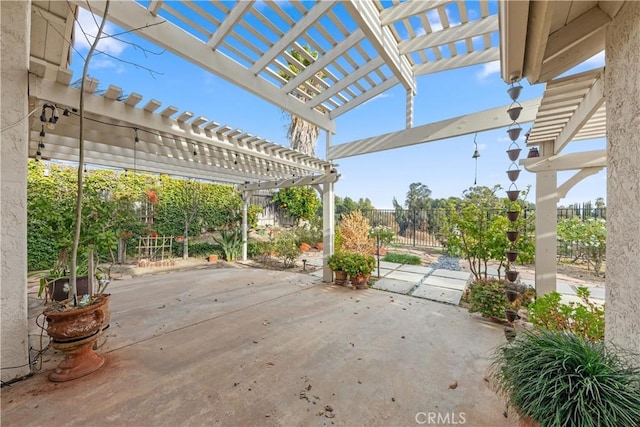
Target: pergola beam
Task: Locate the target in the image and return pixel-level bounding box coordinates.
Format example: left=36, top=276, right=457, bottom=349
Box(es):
left=206, top=1, right=254, bottom=49
left=30, top=77, right=327, bottom=173
left=521, top=150, right=607, bottom=172
left=250, top=1, right=336, bottom=75
left=413, top=47, right=500, bottom=76
left=344, top=0, right=416, bottom=93
left=553, top=75, right=604, bottom=154
left=379, top=0, right=452, bottom=26
left=328, top=98, right=541, bottom=159
left=70, top=0, right=335, bottom=132
left=237, top=170, right=339, bottom=192
left=399, top=15, right=498, bottom=54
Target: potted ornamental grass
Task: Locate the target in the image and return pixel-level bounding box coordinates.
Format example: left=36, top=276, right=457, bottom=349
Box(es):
left=490, top=329, right=640, bottom=426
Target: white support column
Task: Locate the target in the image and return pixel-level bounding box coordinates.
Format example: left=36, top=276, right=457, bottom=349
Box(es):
left=534, top=141, right=558, bottom=296
left=322, top=132, right=335, bottom=283
left=604, top=1, right=640, bottom=353
left=241, top=192, right=249, bottom=262
left=1, top=0, right=31, bottom=382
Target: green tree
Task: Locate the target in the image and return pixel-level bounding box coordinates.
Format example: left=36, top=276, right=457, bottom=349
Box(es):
left=272, top=186, right=320, bottom=224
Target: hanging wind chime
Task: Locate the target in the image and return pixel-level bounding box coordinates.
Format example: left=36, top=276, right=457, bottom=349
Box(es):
left=472, top=133, right=480, bottom=185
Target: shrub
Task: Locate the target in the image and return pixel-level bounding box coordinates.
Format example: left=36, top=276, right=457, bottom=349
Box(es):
left=529, top=287, right=605, bottom=342
left=490, top=329, right=640, bottom=427
left=342, top=252, right=376, bottom=278
left=382, top=252, right=421, bottom=265
left=468, top=279, right=510, bottom=319
left=339, top=210, right=374, bottom=254
left=327, top=252, right=348, bottom=271
left=369, top=225, right=395, bottom=247
left=272, top=229, right=301, bottom=268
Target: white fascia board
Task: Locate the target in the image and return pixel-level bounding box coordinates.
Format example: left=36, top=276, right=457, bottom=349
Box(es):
left=498, top=0, right=529, bottom=83
left=553, top=76, right=604, bottom=154
left=413, top=47, right=499, bottom=76
left=521, top=150, right=607, bottom=172
left=399, top=15, right=498, bottom=54
left=328, top=97, right=541, bottom=159
left=344, top=0, right=416, bottom=93
left=70, top=0, right=335, bottom=132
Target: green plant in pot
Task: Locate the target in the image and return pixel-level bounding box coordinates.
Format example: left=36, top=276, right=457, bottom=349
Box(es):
left=41, top=2, right=113, bottom=382
left=342, top=252, right=375, bottom=290
left=327, top=251, right=348, bottom=285
left=490, top=329, right=640, bottom=426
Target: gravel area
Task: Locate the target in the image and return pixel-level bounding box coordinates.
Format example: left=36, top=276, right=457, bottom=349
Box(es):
left=428, top=254, right=462, bottom=271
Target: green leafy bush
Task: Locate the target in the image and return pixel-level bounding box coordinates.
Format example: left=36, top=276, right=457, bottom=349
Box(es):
left=490, top=329, right=640, bottom=427
left=529, top=287, right=605, bottom=342
left=468, top=279, right=510, bottom=319
left=327, top=251, right=348, bottom=271
left=272, top=186, right=320, bottom=223
left=557, top=217, right=607, bottom=276
left=273, top=229, right=301, bottom=268
left=342, top=252, right=375, bottom=278
left=370, top=225, right=395, bottom=246
left=382, top=252, right=421, bottom=265
left=247, top=240, right=269, bottom=259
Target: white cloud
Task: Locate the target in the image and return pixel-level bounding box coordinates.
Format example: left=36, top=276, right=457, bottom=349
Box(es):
left=74, top=8, right=127, bottom=56
left=362, top=92, right=392, bottom=106
left=477, top=60, right=500, bottom=80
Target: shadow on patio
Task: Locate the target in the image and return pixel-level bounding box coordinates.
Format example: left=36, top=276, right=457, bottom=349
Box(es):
left=3, top=267, right=513, bottom=426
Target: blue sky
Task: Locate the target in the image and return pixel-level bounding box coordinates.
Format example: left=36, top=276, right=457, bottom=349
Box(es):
left=70, top=4, right=606, bottom=209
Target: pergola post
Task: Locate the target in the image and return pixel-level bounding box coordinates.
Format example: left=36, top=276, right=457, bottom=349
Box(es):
left=534, top=141, right=558, bottom=296
left=1, top=0, right=31, bottom=382
left=322, top=132, right=335, bottom=283
left=604, top=1, right=640, bottom=353
left=241, top=191, right=249, bottom=262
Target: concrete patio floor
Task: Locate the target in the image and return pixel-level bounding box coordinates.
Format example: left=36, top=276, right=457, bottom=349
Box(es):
left=3, top=267, right=514, bottom=426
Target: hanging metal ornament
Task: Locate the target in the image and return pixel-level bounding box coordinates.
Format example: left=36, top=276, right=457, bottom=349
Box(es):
left=472, top=133, right=480, bottom=185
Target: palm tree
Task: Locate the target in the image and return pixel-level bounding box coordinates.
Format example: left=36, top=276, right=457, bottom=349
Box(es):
left=279, top=47, right=325, bottom=156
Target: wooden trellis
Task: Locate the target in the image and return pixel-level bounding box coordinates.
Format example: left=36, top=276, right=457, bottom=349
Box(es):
left=137, top=236, right=173, bottom=261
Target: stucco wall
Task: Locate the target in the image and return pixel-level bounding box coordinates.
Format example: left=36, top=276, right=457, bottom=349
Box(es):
left=605, top=1, right=640, bottom=355
left=1, top=0, right=31, bottom=382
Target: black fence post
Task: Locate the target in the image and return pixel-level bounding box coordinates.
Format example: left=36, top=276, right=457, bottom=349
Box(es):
left=412, top=210, right=417, bottom=247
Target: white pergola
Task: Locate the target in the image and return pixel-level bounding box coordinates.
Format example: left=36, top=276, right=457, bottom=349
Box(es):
left=2, top=1, right=638, bottom=382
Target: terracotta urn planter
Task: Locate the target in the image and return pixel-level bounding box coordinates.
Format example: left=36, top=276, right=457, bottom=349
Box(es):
left=351, top=275, right=369, bottom=290
left=208, top=254, right=219, bottom=262
left=300, top=243, right=312, bottom=252
left=315, top=242, right=323, bottom=250
left=44, top=294, right=110, bottom=382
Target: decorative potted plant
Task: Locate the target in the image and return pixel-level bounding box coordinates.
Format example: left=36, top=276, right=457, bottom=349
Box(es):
left=327, top=251, right=348, bottom=285
left=490, top=329, right=640, bottom=426
left=41, top=2, right=113, bottom=382
left=342, top=252, right=375, bottom=290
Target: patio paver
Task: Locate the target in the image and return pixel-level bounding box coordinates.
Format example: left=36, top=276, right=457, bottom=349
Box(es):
left=372, top=278, right=418, bottom=294
left=422, top=275, right=468, bottom=291
left=384, top=270, right=427, bottom=283
left=431, top=269, right=472, bottom=281
left=411, top=284, right=464, bottom=305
